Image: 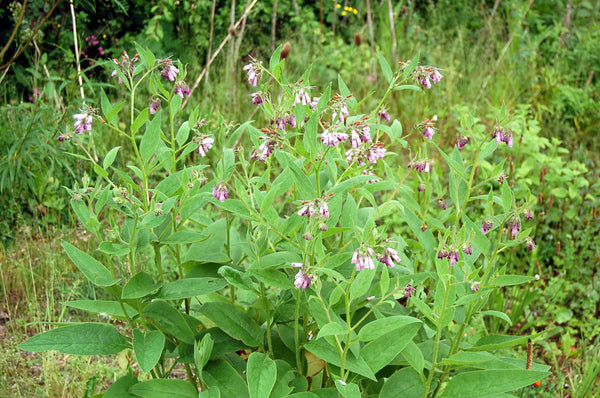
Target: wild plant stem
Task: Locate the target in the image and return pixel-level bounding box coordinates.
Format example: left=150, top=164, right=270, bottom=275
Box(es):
left=423, top=269, right=451, bottom=398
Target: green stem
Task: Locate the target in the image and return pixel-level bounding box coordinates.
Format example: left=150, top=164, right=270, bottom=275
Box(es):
left=423, top=272, right=451, bottom=398
left=184, top=363, right=198, bottom=390
left=294, top=288, right=302, bottom=372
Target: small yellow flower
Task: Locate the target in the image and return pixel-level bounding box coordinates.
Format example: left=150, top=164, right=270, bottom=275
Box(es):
left=341, top=11, right=347, bottom=16
left=57, top=23, right=61, bottom=28
left=103, top=34, right=107, bottom=39
left=353, top=9, right=358, bottom=15
left=336, top=3, right=341, bottom=8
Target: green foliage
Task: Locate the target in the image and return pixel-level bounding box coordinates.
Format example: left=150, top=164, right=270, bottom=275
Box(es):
left=16, top=44, right=554, bottom=397
left=2, top=1, right=599, bottom=397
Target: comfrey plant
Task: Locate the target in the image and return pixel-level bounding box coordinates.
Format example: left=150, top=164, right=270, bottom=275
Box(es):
left=19, top=46, right=549, bottom=397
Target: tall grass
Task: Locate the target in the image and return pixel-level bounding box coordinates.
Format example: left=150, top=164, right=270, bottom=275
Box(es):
left=0, top=229, right=121, bottom=397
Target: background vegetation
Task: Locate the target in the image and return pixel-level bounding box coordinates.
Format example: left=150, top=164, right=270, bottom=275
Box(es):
left=1, top=0, right=598, bottom=397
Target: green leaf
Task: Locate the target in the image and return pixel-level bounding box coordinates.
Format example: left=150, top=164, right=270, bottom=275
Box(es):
left=208, top=197, right=259, bottom=221
left=132, top=108, right=150, bottom=135
left=360, top=320, right=422, bottom=372
left=551, top=187, right=568, bottom=198
left=93, top=163, right=108, bottom=179
left=156, top=277, right=227, bottom=300
left=380, top=265, right=390, bottom=296
left=103, top=146, right=121, bottom=169
left=218, top=266, right=256, bottom=292
left=304, top=339, right=376, bottom=381
left=62, top=241, right=116, bottom=287
left=479, top=139, right=498, bottom=160
left=103, top=372, right=138, bottom=398
left=100, top=88, right=112, bottom=118
left=199, top=302, right=264, bottom=347
left=140, top=112, right=162, bottom=163
left=129, top=379, right=198, bottom=398
left=501, top=181, right=512, bottom=214
left=317, top=322, right=348, bottom=339
left=337, top=75, right=357, bottom=108
left=392, top=85, right=422, bottom=92
left=349, top=269, right=375, bottom=301
left=378, top=53, right=394, bottom=85
left=247, top=269, right=292, bottom=289
left=401, top=341, right=424, bottom=375
left=63, top=300, right=138, bottom=319
left=176, top=121, right=190, bottom=147
left=410, top=296, right=437, bottom=324
left=270, top=44, right=283, bottom=71
left=133, top=329, right=165, bottom=373
left=335, top=380, right=361, bottom=398
left=329, top=175, right=373, bottom=195
left=276, top=151, right=314, bottom=199
left=161, top=231, right=209, bottom=244
left=194, top=333, right=214, bottom=371
left=18, top=323, right=130, bottom=355
left=358, top=316, right=421, bottom=341
left=434, top=143, right=467, bottom=181
left=488, top=275, right=534, bottom=287
left=401, top=52, right=420, bottom=80
left=379, top=368, right=424, bottom=398
left=143, top=300, right=196, bottom=344
left=203, top=359, right=250, bottom=398
left=247, top=352, right=277, bottom=398
left=480, top=310, right=512, bottom=326
left=469, top=334, right=533, bottom=352
left=441, top=351, right=496, bottom=366
left=389, top=119, right=403, bottom=142
left=198, top=387, right=222, bottom=398
left=135, top=42, right=155, bottom=70
left=440, top=370, right=549, bottom=397
left=122, top=272, right=163, bottom=299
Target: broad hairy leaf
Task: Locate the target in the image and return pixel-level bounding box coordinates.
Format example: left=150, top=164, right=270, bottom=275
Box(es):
left=62, top=241, right=116, bottom=287
left=199, top=302, right=264, bottom=347
left=156, top=277, right=227, bottom=300
left=133, top=329, right=165, bottom=373
left=63, top=300, right=138, bottom=319
left=247, top=352, right=277, bottom=398
left=380, top=368, right=424, bottom=398
left=440, top=370, right=549, bottom=397
left=18, top=323, right=130, bottom=355
left=203, top=359, right=249, bottom=398
left=143, top=300, right=195, bottom=344
left=304, top=338, right=376, bottom=381
left=129, top=379, right=198, bottom=398
left=122, top=272, right=163, bottom=299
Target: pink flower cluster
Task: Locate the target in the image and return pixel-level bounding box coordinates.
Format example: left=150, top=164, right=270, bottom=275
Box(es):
left=493, top=127, right=513, bottom=147
left=73, top=107, right=94, bottom=134
left=297, top=196, right=331, bottom=219
left=321, top=128, right=349, bottom=147
left=437, top=246, right=461, bottom=266
left=294, top=88, right=311, bottom=106
left=345, top=143, right=386, bottom=166
left=251, top=128, right=281, bottom=162
left=158, top=58, right=179, bottom=82
left=352, top=245, right=402, bottom=271
left=481, top=219, right=493, bottom=234
left=408, top=159, right=431, bottom=173
left=243, top=57, right=263, bottom=86
left=376, top=247, right=402, bottom=268
left=212, top=182, right=228, bottom=202
left=410, top=65, right=443, bottom=89
left=111, top=51, right=139, bottom=83
left=195, top=135, right=214, bottom=157
left=419, top=118, right=436, bottom=140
